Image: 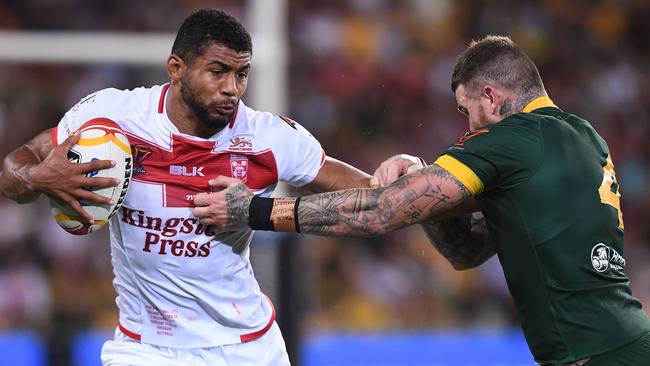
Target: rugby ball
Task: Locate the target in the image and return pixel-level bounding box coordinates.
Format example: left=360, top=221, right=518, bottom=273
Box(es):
left=50, top=118, right=132, bottom=235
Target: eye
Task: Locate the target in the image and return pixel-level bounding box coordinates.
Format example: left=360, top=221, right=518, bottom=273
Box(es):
left=237, top=72, right=248, bottom=80
left=211, top=70, right=223, bottom=76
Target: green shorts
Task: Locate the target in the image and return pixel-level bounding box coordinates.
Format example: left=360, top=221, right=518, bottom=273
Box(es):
left=584, top=331, right=650, bottom=366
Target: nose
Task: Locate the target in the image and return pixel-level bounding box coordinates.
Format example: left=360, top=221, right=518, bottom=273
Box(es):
left=221, top=73, right=238, bottom=97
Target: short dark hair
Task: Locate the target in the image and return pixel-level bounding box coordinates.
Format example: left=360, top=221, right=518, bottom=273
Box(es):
left=172, top=9, right=252, bottom=63
left=451, top=35, right=544, bottom=98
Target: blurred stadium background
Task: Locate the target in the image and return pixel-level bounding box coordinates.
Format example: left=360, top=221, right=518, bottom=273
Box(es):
left=1, top=0, right=649, bottom=365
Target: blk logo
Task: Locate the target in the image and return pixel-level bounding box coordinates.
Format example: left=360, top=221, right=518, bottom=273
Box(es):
left=170, top=165, right=205, bottom=177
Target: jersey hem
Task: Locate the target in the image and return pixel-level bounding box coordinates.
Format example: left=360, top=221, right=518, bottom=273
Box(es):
left=117, top=295, right=277, bottom=347
left=535, top=329, right=650, bottom=364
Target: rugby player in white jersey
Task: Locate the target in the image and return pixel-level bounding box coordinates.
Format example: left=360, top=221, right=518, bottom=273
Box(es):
left=0, top=9, right=373, bottom=365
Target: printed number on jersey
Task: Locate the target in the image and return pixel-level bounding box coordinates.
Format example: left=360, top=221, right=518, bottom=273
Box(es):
left=598, top=155, right=624, bottom=230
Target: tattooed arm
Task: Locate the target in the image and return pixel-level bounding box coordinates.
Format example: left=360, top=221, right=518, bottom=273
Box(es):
left=194, top=164, right=472, bottom=238
left=296, top=164, right=472, bottom=236
left=421, top=212, right=496, bottom=270
left=298, top=161, right=495, bottom=268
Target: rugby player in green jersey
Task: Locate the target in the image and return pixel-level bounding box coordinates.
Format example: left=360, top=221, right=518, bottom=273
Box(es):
left=194, top=35, right=650, bottom=365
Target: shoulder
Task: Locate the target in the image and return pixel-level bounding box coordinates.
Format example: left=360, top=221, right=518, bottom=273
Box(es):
left=447, top=115, right=544, bottom=169
left=241, top=104, right=319, bottom=142
left=474, top=114, right=544, bottom=148
left=58, top=85, right=163, bottom=137
left=68, top=85, right=161, bottom=117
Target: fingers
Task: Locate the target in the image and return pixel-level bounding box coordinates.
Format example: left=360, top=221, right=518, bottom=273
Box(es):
left=77, top=159, right=116, bottom=173
left=191, top=206, right=221, bottom=226
left=59, top=192, right=94, bottom=224
left=61, top=130, right=81, bottom=149
left=192, top=205, right=210, bottom=218
left=193, top=192, right=214, bottom=207
left=385, top=162, right=404, bottom=184
left=369, top=175, right=380, bottom=188
left=198, top=217, right=216, bottom=226
left=74, top=189, right=114, bottom=206
left=208, top=175, right=241, bottom=189
left=371, top=160, right=414, bottom=188
left=406, top=163, right=422, bottom=174
left=79, top=176, right=120, bottom=189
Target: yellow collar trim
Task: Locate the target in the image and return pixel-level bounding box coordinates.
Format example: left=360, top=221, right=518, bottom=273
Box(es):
left=522, top=96, right=557, bottom=113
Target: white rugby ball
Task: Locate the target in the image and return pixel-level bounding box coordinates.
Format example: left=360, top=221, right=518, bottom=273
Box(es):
left=50, top=118, right=132, bottom=235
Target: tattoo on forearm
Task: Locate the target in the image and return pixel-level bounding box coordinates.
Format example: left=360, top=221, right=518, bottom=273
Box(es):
left=225, top=183, right=253, bottom=230
left=298, top=165, right=469, bottom=237
left=421, top=212, right=496, bottom=270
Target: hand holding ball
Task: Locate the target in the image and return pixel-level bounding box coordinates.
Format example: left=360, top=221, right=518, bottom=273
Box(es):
left=50, top=119, right=132, bottom=235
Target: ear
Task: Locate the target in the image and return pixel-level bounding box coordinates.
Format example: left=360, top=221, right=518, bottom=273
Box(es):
left=167, top=54, right=185, bottom=82
left=481, top=85, right=505, bottom=116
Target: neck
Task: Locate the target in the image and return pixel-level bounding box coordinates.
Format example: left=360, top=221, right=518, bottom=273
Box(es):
left=515, top=92, right=547, bottom=114
left=166, top=83, right=225, bottom=138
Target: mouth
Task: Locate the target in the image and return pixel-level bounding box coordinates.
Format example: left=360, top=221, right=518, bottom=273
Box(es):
left=214, top=104, right=236, bottom=115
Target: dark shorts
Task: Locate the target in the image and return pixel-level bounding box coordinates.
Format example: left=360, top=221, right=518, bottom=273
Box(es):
left=584, top=331, right=650, bottom=366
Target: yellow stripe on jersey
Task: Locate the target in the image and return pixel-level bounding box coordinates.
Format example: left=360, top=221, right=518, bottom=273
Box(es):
left=434, top=155, right=484, bottom=196
left=522, top=96, right=557, bottom=113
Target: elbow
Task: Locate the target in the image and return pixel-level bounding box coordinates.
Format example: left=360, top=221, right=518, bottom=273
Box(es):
left=450, top=262, right=478, bottom=271
left=449, top=254, right=492, bottom=271
left=448, top=257, right=485, bottom=271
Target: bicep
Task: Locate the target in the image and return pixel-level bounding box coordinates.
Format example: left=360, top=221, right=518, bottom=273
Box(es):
left=304, top=156, right=371, bottom=193
left=429, top=197, right=480, bottom=220
left=383, top=163, right=472, bottom=226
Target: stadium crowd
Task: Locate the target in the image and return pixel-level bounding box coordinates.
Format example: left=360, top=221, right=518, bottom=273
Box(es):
left=1, top=0, right=649, bottom=364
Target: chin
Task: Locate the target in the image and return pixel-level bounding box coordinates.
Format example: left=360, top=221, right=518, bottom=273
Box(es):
left=203, top=120, right=229, bottom=130
left=203, top=115, right=230, bottom=130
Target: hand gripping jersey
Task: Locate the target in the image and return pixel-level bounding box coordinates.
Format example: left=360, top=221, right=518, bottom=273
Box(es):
left=53, top=84, right=325, bottom=348
left=435, top=97, right=650, bottom=363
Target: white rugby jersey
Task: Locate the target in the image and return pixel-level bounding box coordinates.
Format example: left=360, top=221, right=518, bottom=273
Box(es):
left=53, top=84, right=325, bottom=348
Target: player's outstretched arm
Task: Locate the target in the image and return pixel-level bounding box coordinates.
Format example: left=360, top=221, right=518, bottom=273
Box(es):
left=0, top=129, right=119, bottom=222
left=296, top=164, right=469, bottom=236
left=194, top=164, right=471, bottom=237
left=368, top=153, right=495, bottom=269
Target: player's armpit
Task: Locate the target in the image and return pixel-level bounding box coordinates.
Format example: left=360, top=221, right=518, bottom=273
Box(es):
left=421, top=211, right=496, bottom=271
left=303, top=156, right=371, bottom=193
left=296, top=163, right=472, bottom=237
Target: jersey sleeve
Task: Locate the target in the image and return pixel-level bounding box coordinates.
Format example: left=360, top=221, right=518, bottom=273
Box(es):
left=265, top=116, right=325, bottom=187
left=53, top=88, right=122, bottom=145
left=437, top=118, right=543, bottom=194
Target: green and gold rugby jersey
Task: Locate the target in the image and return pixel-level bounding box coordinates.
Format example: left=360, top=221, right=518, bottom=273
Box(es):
left=435, top=97, right=650, bottom=363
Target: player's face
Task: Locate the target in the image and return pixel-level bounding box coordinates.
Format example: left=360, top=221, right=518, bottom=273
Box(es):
left=180, top=44, right=251, bottom=130
left=455, top=84, right=491, bottom=131
left=455, top=83, right=511, bottom=131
